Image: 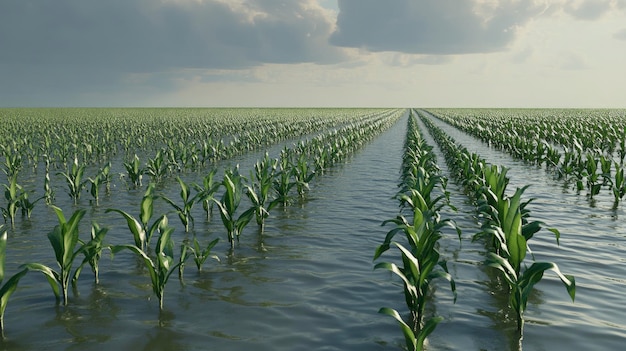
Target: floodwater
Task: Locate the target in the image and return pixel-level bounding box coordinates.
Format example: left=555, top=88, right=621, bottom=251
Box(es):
left=2, top=109, right=625, bottom=350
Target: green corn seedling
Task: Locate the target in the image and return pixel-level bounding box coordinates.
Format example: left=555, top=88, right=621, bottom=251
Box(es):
left=0, top=229, right=28, bottom=338
left=21, top=206, right=87, bottom=305
left=245, top=153, right=279, bottom=229
left=106, top=183, right=164, bottom=251
left=214, top=167, right=255, bottom=247
left=123, top=154, right=144, bottom=188
left=193, top=169, right=220, bottom=221
left=484, top=189, right=575, bottom=334
left=2, top=175, right=21, bottom=228
left=184, top=236, right=220, bottom=272
left=73, top=222, right=109, bottom=285
left=161, top=177, right=197, bottom=233
left=58, top=157, right=87, bottom=205
left=111, top=223, right=186, bottom=310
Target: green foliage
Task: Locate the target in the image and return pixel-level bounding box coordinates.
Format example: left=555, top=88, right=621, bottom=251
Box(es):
left=161, top=177, right=197, bottom=232
left=214, top=167, right=255, bottom=248
left=111, top=222, right=186, bottom=310
left=0, top=229, right=28, bottom=338
left=21, top=206, right=87, bottom=305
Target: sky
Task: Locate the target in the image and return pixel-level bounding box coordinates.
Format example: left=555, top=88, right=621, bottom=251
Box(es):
left=1, top=0, right=625, bottom=108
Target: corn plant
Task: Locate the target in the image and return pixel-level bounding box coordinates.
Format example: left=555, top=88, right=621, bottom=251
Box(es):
left=245, top=154, right=279, bottom=229
left=374, top=113, right=458, bottom=351
left=1, top=150, right=22, bottom=179
left=100, top=162, right=112, bottom=194
left=213, top=167, right=255, bottom=248
left=43, top=171, right=55, bottom=205
left=73, top=222, right=109, bottom=285
left=161, top=177, right=196, bottom=232
left=484, top=190, right=575, bottom=333
left=106, top=183, right=164, bottom=251
left=18, top=188, right=43, bottom=219
left=87, top=173, right=103, bottom=206
left=146, top=149, right=169, bottom=184
left=21, top=206, right=87, bottom=305
left=111, top=223, right=186, bottom=310
left=612, top=164, right=626, bottom=206
left=2, top=175, right=21, bottom=228
left=123, top=154, right=144, bottom=188
left=193, top=169, right=220, bottom=221
left=273, top=150, right=296, bottom=207
left=293, top=153, right=315, bottom=198
left=58, top=156, right=87, bottom=204
left=183, top=236, right=220, bottom=272
left=0, top=229, right=29, bottom=338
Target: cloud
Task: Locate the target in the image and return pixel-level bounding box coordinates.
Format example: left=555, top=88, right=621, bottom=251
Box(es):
left=329, top=0, right=549, bottom=55
left=564, top=0, right=613, bottom=20
left=0, top=0, right=343, bottom=104
left=614, top=28, right=626, bottom=41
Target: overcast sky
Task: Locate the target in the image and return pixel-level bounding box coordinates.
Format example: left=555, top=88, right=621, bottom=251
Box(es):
left=1, top=0, right=625, bottom=108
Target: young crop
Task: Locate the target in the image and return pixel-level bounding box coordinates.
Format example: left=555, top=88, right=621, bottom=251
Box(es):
left=484, top=190, right=575, bottom=333
left=21, top=206, right=87, bottom=305
left=145, top=149, right=169, bottom=184
left=73, top=223, right=109, bottom=285
left=18, top=188, right=43, bottom=219
left=161, top=177, right=197, bottom=232
left=123, top=154, right=144, bottom=188
left=213, top=167, right=255, bottom=248
left=58, top=157, right=87, bottom=204
left=2, top=175, right=21, bottom=228
left=106, top=183, right=165, bottom=251
left=182, top=236, right=220, bottom=272
left=111, top=222, right=186, bottom=310
left=375, top=112, right=458, bottom=351
left=245, top=153, right=279, bottom=230
left=293, top=153, right=315, bottom=198
left=0, top=229, right=29, bottom=338
left=194, top=169, right=220, bottom=221
left=272, top=149, right=296, bottom=207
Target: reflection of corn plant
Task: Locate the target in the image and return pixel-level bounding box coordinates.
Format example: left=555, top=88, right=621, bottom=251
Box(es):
left=0, top=229, right=29, bottom=338
left=111, top=223, right=185, bottom=310
left=214, top=167, right=254, bottom=248
left=161, top=177, right=196, bottom=233
left=73, top=223, right=109, bottom=285
left=58, top=157, right=87, bottom=205
left=123, top=154, right=144, bottom=188
left=106, top=183, right=164, bottom=251
left=194, top=169, right=220, bottom=221
left=22, top=206, right=87, bottom=305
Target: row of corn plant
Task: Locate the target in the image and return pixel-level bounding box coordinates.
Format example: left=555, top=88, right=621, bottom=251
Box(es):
left=418, top=110, right=575, bottom=345
left=428, top=108, right=626, bottom=206
left=0, top=108, right=405, bottom=337
left=374, top=112, right=459, bottom=351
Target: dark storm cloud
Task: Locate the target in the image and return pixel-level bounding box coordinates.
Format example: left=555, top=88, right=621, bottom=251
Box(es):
left=0, top=0, right=342, bottom=105
left=329, top=0, right=547, bottom=54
